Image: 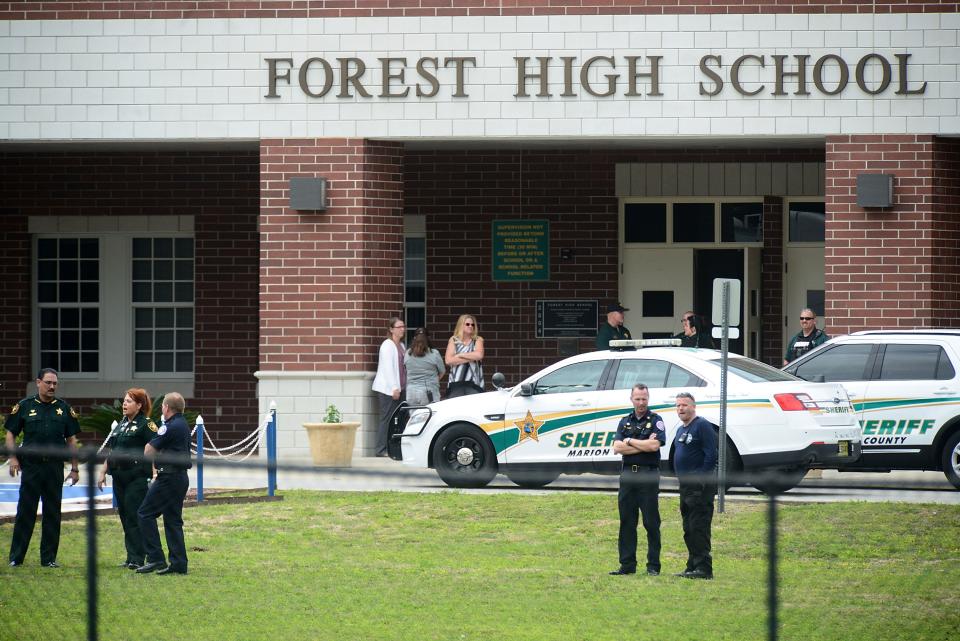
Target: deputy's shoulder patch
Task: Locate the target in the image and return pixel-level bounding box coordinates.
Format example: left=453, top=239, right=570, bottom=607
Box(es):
left=69, top=407, right=79, bottom=419
left=158, top=425, right=167, bottom=436
left=10, top=403, right=19, bottom=415
left=147, top=420, right=159, bottom=433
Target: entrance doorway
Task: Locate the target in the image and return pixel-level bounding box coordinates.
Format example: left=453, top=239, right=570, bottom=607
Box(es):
left=694, top=249, right=744, bottom=355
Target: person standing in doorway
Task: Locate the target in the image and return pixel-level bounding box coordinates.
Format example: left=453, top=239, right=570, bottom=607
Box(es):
left=136, top=392, right=192, bottom=575
left=609, top=384, right=665, bottom=577
left=6, top=368, right=80, bottom=568
left=673, top=392, right=718, bottom=580
left=596, top=303, right=632, bottom=350
left=675, top=311, right=715, bottom=348
left=372, top=317, right=407, bottom=456
left=784, top=309, right=829, bottom=365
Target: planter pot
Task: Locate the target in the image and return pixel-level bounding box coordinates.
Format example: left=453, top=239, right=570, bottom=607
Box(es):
left=303, top=422, right=361, bottom=467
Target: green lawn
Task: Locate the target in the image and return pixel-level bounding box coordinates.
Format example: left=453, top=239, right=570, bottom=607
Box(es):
left=2, top=492, right=958, bottom=641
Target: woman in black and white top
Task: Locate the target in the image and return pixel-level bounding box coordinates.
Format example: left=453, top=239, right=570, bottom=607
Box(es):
left=444, top=314, right=485, bottom=398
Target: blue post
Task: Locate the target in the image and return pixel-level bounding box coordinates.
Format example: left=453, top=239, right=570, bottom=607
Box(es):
left=267, top=401, right=277, bottom=497
left=195, top=415, right=204, bottom=503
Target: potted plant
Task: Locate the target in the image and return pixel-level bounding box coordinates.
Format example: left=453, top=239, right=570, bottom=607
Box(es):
left=303, top=404, right=361, bottom=467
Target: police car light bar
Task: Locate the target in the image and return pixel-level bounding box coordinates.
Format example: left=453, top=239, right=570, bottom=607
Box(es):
left=609, top=338, right=682, bottom=348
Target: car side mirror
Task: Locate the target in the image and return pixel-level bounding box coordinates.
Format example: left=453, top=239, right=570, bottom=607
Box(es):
left=520, top=383, right=534, bottom=397
left=492, top=372, right=506, bottom=390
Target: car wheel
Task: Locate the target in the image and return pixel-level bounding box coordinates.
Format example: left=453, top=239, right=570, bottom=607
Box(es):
left=719, top=438, right=743, bottom=490
left=432, top=424, right=498, bottom=488
left=505, top=469, right=560, bottom=489
left=941, top=431, right=960, bottom=490
left=753, top=467, right=807, bottom=495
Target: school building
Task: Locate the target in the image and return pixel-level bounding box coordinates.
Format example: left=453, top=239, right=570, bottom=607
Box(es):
left=1, top=1, right=957, bottom=457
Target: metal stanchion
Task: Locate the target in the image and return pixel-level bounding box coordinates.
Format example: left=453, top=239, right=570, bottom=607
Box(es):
left=195, top=415, right=204, bottom=502
left=767, top=492, right=779, bottom=641
left=267, top=402, right=277, bottom=497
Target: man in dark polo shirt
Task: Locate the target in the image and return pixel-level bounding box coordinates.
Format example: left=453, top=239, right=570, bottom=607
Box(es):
left=609, top=383, right=666, bottom=577
left=596, top=303, right=632, bottom=350
left=5, top=368, right=80, bottom=568
left=673, top=392, right=718, bottom=580
left=136, top=392, right=192, bottom=575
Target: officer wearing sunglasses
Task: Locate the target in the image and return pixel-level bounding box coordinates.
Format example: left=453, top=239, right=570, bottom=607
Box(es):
left=784, top=309, right=829, bottom=365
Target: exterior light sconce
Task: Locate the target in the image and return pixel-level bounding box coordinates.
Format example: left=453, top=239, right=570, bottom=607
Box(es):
left=856, top=173, right=894, bottom=209
left=289, top=177, right=328, bottom=212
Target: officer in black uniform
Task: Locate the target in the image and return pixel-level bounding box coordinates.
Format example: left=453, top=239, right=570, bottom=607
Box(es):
left=136, top=392, right=192, bottom=575
left=609, top=383, right=666, bottom=576
left=673, top=392, right=718, bottom=580
left=97, top=388, right=158, bottom=569
left=783, top=309, right=829, bottom=365
left=596, top=303, right=632, bottom=350
left=5, top=368, right=80, bottom=568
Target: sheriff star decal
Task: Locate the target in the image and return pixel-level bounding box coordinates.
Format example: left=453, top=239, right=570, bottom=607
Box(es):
left=515, top=411, right=544, bottom=444
left=56, top=408, right=63, bottom=415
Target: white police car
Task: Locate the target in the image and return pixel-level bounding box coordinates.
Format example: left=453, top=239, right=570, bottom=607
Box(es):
left=783, top=330, right=960, bottom=489
left=394, top=341, right=861, bottom=494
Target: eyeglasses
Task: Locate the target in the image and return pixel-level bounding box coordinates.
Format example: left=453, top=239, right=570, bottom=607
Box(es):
left=799, top=317, right=814, bottom=321
left=393, top=325, right=406, bottom=329
left=464, top=322, right=475, bottom=326
left=682, top=317, right=694, bottom=323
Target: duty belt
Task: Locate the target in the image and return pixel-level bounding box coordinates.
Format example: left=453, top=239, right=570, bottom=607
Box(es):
left=625, top=464, right=659, bottom=472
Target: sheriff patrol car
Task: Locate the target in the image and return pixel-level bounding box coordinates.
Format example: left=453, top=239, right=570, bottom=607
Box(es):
left=393, top=342, right=861, bottom=494
left=783, top=330, right=960, bottom=489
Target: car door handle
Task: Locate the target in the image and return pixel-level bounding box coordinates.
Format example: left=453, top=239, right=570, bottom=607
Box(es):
left=933, top=389, right=957, bottom=396
left=570, top=401, right=590, bottom=408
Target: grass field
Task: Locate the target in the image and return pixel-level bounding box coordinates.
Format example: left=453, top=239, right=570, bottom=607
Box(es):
left=2, top=491, right=958, bottom=641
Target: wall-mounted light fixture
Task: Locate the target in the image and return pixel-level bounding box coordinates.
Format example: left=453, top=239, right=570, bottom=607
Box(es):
left=856, top=173, right=894, bottom=208
left=289, top=177, right=328, bottom=211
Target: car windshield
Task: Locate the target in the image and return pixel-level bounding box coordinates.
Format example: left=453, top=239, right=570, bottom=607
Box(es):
left=705, top=357, right=798, bottom=383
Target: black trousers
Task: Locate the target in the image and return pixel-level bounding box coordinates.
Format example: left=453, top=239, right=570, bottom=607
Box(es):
left=376, top=392, right=403, bottom=456
left=617, top=467, right=661, bottom=572
left=112, top=469, right=149, bottom=565
left=679, top=480, right=716, bottom=574
left=9, top=458, right=63, bottom=565
left=137, top=471, right=189, bottom=570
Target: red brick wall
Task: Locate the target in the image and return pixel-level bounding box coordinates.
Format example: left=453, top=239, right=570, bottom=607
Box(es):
left=0, top=150, right=260, bottom=441
left=824, top=134, right=953, bottom=334
left=0, top=0, right=954, bottom=18
left=761, top=196, right=784, bottom=366
left=931, top=137, right=960, bottom=326
left=259, top=138, right=404, bottom=372
left=406, top=146, right=822, bottom=383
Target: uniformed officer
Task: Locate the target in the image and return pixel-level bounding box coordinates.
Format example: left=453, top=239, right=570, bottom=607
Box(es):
left=136, top=392, right=192, bottom=575
left=783, top=309, right=829, bottom=365
left=596, top=303, right=632, bottom=350
left=5, top=368, right=80, bottom=568
left=673, top=392, right=718, bottom=580
left=97, top=388, right=157, bottom=569
left=609, top=383, right=666, bottom=576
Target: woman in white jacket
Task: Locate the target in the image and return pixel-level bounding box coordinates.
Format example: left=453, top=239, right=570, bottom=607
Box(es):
left=371, top=317, right=406, bottom=457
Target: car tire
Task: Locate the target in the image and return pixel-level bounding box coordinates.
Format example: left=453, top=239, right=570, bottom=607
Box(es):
left=752, top=467, right=807, bottom=495
left=432, top=424, right=498, bottom=488
left=718, top=437, right=744, bottom=490
left=505, top=469, right=560, bottom=489
left=941, top=431, right=960, bottom=490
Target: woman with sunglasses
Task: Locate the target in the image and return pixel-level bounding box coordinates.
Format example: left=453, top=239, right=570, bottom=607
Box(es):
left=445, top=314, right=485, bottom=398
left=675, top=311, right=715, bottom=348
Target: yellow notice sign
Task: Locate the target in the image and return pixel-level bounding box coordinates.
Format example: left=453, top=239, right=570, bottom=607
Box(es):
left=491, top=220, right=549, bottom=282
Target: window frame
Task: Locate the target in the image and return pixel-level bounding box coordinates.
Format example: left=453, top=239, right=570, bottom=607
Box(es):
left=619, top=197, right=765, bottom=248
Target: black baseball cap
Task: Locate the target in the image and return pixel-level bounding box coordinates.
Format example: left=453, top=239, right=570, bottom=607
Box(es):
left=607, top=302, right=628, bottom=313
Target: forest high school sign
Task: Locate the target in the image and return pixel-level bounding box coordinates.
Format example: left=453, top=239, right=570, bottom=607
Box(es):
left=265, top=53, right=927, bottom=100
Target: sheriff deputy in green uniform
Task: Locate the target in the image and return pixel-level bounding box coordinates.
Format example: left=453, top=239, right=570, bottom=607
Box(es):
left=5, top=368, right=80, bottom=568
left=783, top=309, right=830, bottom=365
left=97, top=387, right=158, bottom=569
left=596, top=302, right=632, bottom=350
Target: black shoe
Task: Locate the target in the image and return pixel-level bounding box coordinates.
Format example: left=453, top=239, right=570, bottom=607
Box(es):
left=608, top=567, right=636, bottom=576
left=127, top=561, right=143, bottom=570
left=681, top=569, right=713, bottom=580
left=135, top=561, right=167, bottom=574
left=156, top=566, right=188, bottom=576
left=8, top=561, right=21, bottom=567
left=41, top=561, right=60, bottom=568
left=646, top=569, right=660, bottom=576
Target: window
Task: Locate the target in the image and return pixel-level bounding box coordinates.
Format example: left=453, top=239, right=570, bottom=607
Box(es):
left=37, top=238, right=100, bottom=373
left=673, top=203, right=714, bottom=243
left=624, top=203, right=666, bottom=243
left=32, top=218, right=195, bottom=393
left=534, top=361, right=607, bottom=395
left=790, top=345, right=874, bottom=382
left=788, top=202, right=825, bottom=242
left=133, top=238, right=195, bottom=374
left=404, top=218, right=426, bottom=344
left=613, top=359, right=705, bottom=389
left=721, top=202, right=762, bottom=243
left=878, top=344, right=955, bottom=381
